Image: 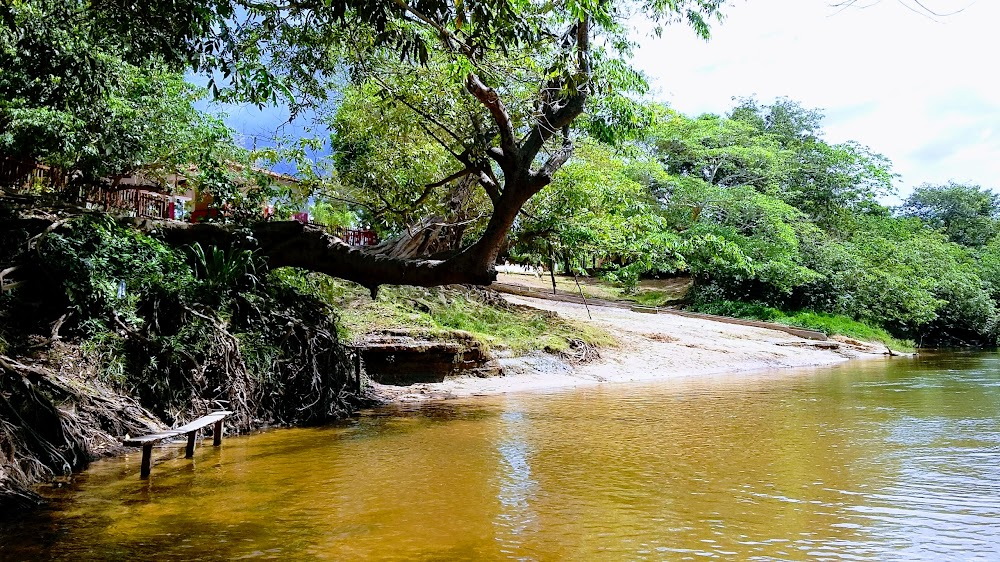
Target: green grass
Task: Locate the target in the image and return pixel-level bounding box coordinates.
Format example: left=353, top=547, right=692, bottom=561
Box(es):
left=623, top=290, right=675, bottom=307
left=497, top=272, right=691, bottom=307
left=427, top=293, right=614, bottom=353
left=281, top=272, right=615, bottom=354
left=690, top=300, right=915, bottom=352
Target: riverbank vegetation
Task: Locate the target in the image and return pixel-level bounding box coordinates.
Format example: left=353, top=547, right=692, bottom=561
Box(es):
left=279, top=273, right=614, bottom=354
left=507, top=100, right=1000, bottom=348
left=0, top=208, right=605, bottom=507
left=0, top=210, right=360, bottom=507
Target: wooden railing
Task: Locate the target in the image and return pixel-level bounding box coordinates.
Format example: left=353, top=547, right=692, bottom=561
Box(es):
left=0, top=157, right=64, bottom=190
left=309, top=221, right=378, bottom=246
left=2, top=156, right=175, bottom=220
left=86, top=186, right=175, bottom=220
left=0, top=158, right=173, bottom=222
left=333, top=227, right=378, bottom=246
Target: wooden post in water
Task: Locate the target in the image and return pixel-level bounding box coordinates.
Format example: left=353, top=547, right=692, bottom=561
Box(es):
left=213, top=419, right=223, bottom=446
left=140, top=444, right=153, bottom=479
left=185, top=431, right=196, bottom=458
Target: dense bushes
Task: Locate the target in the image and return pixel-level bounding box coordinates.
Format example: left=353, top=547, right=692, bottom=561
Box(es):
left=512, top=99, right=1000, bottom=347
left=2, top=215, right=360, bottom=429
left=688, top=197, right=1000, bottom=346
left=0, top=212, right=368, bottom=507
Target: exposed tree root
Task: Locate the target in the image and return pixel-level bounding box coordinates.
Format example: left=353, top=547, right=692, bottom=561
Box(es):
left=0, top=353, right=163, bottom=513
left=557, top=338, right=601, bottom=363
left=0, top=205, right=366, bottom=514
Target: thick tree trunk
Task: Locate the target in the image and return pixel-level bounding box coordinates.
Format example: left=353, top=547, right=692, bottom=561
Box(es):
left=29, top=14, right=595, bottom=295
left=130, top=219, right=499, bottom=293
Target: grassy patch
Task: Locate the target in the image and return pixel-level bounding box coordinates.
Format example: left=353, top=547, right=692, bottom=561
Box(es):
left=279, top=272, right=615, bottom=354
left=496, top=272, right=690, bottom=307
left=623, top=290, right=675, bottom=307
left=690, top=300, right=915, bottom=352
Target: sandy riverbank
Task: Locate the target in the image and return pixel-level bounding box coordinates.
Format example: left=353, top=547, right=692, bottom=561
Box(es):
left=372, top=294, right=893, bottom=402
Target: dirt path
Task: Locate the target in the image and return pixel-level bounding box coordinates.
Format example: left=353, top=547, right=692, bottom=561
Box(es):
left=494, top=271, right=691, bottom=303
left=374, top=294, right=891, bottom=402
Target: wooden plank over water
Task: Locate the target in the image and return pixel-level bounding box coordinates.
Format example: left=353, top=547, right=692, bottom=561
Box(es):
left=123, top=430, right=181, bottom=446
left=172, top=410, right=232, bottom=434
left=123, top=411, right=233, bottom=478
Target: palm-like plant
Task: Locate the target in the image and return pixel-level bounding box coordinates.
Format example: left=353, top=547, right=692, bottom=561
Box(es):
left=185, top=242, right=259, bottom=290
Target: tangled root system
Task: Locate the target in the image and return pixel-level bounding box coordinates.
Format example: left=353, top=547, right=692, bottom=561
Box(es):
left=0, top=353, right=161, bottom=511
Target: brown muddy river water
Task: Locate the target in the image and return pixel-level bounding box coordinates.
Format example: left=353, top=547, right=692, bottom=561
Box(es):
left=2, top=353, right=1000, bottom=560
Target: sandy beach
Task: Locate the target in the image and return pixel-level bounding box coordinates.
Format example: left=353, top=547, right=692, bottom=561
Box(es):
left=374, top=293, right=891, bottom=402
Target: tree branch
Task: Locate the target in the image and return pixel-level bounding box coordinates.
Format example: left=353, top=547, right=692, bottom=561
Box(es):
left=129, top=219, right=499, bottom=292
left=465, top=73, right=519, bottom=163
left=477, top=171, right=501, bottom=204
left=417, top=121, right=465, bottom=162
left=388, top=0, right=474, bottom=55
left=520, top=17, right=590, bottom=162
left=371, top=74, right=465, bottom=146
left=485, top=147, right=509, bottom=167
left=531, top=139, right=575, bottom=189
left=425, top=168, right=472, bottom=190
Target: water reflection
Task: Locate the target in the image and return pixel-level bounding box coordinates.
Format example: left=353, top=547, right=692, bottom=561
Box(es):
left=844, top=364, right=1000, bottom=561
left=1, top=355, right=999, bottom=560
left=493, top=404, right=539, bottom=559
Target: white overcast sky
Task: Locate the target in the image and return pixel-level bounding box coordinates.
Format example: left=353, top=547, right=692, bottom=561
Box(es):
left=631, top=0, right=1000, bottom=201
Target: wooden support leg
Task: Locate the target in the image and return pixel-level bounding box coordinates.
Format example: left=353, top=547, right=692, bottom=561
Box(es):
left=140, top=443, right=153, bottom=479
left=354, top=351, right=363, bottom=394
left=185, top=430, right=196, bottom=458
left=213, top=419, right=223, bottom=446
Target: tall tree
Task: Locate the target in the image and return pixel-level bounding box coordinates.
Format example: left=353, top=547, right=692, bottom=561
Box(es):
left=729, top=98, right=895, bottom=223
left=898, top=182, right=1000, bottom=247
left=25, top=0, right=723, bottom=294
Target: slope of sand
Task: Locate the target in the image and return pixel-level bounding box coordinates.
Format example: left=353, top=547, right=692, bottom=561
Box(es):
left=374, top=294, right=891, bottom=402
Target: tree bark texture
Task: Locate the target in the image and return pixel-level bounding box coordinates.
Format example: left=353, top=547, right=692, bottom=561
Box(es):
left=131, top=218, right=498, bottom=292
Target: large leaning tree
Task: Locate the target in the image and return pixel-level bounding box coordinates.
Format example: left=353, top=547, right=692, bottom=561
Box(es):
left=3, top=0, right=726, bottom=294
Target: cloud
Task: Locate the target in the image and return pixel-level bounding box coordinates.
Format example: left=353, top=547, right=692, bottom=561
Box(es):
left=631, top=0, right=1000, bottom=195
left=926, top=90, right=1000, bottom=118
left=822, top=101, right=880, bottom=128
left=910, top=130, right=974, bottom=163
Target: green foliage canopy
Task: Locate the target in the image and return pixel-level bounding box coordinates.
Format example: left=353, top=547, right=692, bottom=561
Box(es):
left=511, top=97, right=1000, bottom=346
left=898, top=182, right=1000, bottom=247
left=1, top=2, right=243, bottom=186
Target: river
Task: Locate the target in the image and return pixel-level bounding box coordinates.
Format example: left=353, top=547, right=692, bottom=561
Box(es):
left=2, top=353, right=999, bottom=560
